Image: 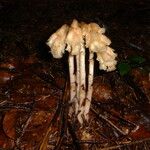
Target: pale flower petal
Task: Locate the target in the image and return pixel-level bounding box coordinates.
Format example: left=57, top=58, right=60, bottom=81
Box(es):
left=97, top=46, right=117, bottom=72
left=47, top=24, right=69, bottom=58
left=66, top=20, right=83, bottom=55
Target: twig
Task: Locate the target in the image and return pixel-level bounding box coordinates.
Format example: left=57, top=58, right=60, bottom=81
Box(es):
left=100, top=138, right=150, bottom=150
left=68, top=121, right=81, bottom=150
left=91, top=106, right=128, bottom=136
left=92, top=100, right=138, bottom=129
left=54, top=80, right=70, bottom=150
left=39, top=81, right=69, bottom=150
left=0, top=103, right=33, bottom=111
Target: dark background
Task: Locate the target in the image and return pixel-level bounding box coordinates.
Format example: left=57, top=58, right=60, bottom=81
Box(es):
left=0, top=0, right=150, bottom=61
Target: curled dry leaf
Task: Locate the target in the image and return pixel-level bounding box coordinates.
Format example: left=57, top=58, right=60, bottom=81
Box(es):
left=0, top=70, right=15, bottom=84
left=93, top=76, right=113, bottom=102
left=17, top=111, right=54, bottom=150
left=3, top=109, right=30, bottom=140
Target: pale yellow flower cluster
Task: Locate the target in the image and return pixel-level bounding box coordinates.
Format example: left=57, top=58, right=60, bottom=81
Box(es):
left=47, top=19, right=117, bottom=124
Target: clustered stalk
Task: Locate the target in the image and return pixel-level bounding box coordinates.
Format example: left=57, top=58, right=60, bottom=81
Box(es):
left=68, top=54, right=76, bottom=115
left=75, top=54, right=80, bottom=114
left=77, top=42, right=86, bottom=124
left=47, top=19, right=117, bottom=125
left=84, top=52, right=94, bottom=120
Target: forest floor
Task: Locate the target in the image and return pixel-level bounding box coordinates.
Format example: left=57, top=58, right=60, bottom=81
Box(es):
left=0, top=0, right=150, bottom=149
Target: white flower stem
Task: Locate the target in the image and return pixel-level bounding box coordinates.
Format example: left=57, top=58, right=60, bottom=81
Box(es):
left=79, top=43, right=86, bottom=106
left=84, top=52, right=94, bottom=120
left=77, top=43, right=86, bottom=124
left=75, top=55, right=80, bottom=114
left=68, top=54, right=76, bottom=115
